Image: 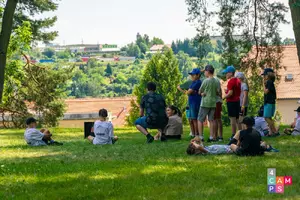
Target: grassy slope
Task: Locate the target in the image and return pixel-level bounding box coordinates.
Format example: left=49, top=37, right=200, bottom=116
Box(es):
left=0, top=127, right=299, bottom=200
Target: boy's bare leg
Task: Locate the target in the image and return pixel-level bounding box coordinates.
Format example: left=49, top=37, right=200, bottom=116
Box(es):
left=237, top=116, right=244, bottom=130
left=197, top=120, right=204, bottom=138
left=217, top=119, right=223, bottom=138
left=265, top=118, right=277, bottom=134
left=87, top=136, right=94, bottom=143
left=230, top=144, right=239, bottom=152
left=189, top=119, right=195, bottom=136
left=136, top=125, right=149, bottom=136
left=208, top=120, right=215, bottom=140
left=230, top=117, right=237, bottom=137
left=192, top=120, right=199, bottom=136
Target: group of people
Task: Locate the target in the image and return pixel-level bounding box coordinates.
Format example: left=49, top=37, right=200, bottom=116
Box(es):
left=23, top=64, right=300, bottom=156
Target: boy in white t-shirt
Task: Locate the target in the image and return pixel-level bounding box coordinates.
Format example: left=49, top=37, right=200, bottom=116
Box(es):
left=254, top=106, right=270, bottom=137
left=87, top=109, right=118, bottom=145
left=284, top=107, right=300, bottom=136
left=24, top=117, right=63, bottom=146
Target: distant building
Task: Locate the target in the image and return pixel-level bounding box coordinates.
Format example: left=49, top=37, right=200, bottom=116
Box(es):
left=44, top=44, right=121, bottom=54
left=148, top=44, right=172, bottom=54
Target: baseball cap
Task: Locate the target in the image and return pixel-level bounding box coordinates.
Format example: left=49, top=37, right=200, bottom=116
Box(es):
left=205, top=65, right=215, bottom=74
left=26, top=117, right=37, bottom=125
left=188, top=68, right=201, bottom=75
left=261, top=68, right=274, bottom=76
left=242, top=116, right=255, bottom=127
left=294, top=106, right=300, bottom=112
left=235, top=72, right=245, bottom=79
left=222, top=65, right=236, bottom=74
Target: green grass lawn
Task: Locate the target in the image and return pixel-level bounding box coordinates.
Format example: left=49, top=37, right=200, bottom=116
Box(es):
left=0, top=127, right=299, bottom=200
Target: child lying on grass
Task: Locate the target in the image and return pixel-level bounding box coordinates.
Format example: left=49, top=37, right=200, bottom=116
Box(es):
left=187, top=118, right=278, bottom=156
left=87, top=109, right=118, bottom=145
left=187, top=137, right=232, bottom=155
left=24, top=117, right=63, bottom=146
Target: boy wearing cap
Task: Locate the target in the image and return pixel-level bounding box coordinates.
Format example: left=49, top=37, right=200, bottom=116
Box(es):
left=262, top=68, right=279, bottom=137
left=24, top=117, right=63, bottom=146
left=223, top=66, right=241, bottom=140
left=177, top=79, right=194, bottom=137
left=284, top=107, right=300, bottom=136
left=185, top=68, right=202, bottom=137
left=235, top=72, right=249, bottom=130
left=198, top=65, right=219, bottom=142
left=230, top=117, right=264, bottom=156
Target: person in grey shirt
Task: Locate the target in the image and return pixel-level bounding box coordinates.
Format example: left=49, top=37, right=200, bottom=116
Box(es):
left=236, top=72, right=249, bottom=130
left=87, top=109, right=118, bottom=145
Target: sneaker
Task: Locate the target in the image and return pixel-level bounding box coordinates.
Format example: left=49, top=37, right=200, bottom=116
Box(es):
left=190, top=135, right=195, bottom=139
left=49, top=141, right=63, bottom=146
left=269, top=132, right=281, bottom=137
left=207, top=138, right=216, bottom=143
left=160, top=135, right=167, bottom=142
left=217, top=137, right=224, bottom=142
left=146, top=136, right=154, bottom=144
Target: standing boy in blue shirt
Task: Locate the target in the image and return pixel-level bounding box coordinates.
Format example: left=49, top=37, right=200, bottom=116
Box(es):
left=185, top=68, right=202, bottom=138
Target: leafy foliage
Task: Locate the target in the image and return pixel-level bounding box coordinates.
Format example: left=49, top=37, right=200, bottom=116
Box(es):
left=0, top=22, right=74, bottom=128
left=127, top=48, right=186, bottom=125
left=186, top=0, right=288, bottom=119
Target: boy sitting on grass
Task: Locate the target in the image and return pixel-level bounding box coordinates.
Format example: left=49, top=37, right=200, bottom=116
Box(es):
left=87, top=109, right=118, bottom=145
left=24, top=117, right=63, bottom=146
left=284, top=106, right=300, bottom=136
left=229, top=117, right=278, bottom=156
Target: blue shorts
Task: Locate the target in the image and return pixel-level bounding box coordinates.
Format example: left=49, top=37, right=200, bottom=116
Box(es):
left=188, top=104, right=200, bottom=120
left=186, top=108, right=190, bottom=119
left=135, top=116, right=148, bottom=129
left=264, top=104, right=276, bottom=118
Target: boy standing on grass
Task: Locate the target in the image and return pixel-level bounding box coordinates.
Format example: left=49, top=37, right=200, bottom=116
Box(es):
left=185, top=68, right=202, bottom=138
left=177, top=79, right=194, bottom=137
left=222, top=66, right=241, bottom=140
left=24, top=117, right=63, bottom=146
left=262, top=68, right=280, bottom=137
left=198, top=65, right=219, bottom=142
left=214, top=77, right=223, bottom=141
left=87, top=109, right=118, bottom=145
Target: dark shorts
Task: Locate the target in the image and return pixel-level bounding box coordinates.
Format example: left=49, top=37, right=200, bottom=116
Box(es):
left=214, top=102, right=222, bottom=119
left=135, top=117, right=148, bottom=129
left=135, top=116, right=167, bottom=130
left=239, top=107, right=248, bottom=116
left=227, top=101, right=240, bottom=118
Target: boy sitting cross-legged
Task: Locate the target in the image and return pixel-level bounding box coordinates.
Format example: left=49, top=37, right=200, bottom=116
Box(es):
left=24, top=117, right=63, bottom=146
left=87, top=108, right=118, bottom=145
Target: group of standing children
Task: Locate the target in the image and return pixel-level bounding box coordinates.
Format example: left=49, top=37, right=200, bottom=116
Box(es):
left=180, top=65, right=280, bottom=142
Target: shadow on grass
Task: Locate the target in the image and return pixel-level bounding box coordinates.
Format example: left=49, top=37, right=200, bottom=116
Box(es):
left=0, top=154, right=299, bottom=200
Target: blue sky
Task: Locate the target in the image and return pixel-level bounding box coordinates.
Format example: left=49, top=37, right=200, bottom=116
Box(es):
left=47, top=0, right=294, bottom=46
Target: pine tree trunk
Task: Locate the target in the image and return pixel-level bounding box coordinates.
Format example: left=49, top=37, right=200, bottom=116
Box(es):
left=290, top=0, right=300, bottom=64
left=0, top=0, right=18, bottom=103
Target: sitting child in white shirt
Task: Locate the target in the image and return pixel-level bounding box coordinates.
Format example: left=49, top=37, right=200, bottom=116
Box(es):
left=284, top=106, right=300, bottom=136
left=87, top=109, right=118, bottom=145
left=24, top=117, right=63, bottom=146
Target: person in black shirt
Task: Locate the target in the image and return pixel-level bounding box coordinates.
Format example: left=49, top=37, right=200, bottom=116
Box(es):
left=135, top=82, right=168, bottom=143
left=230, top=117, right=264, bottom=156
left=262, top=68, right=279, bottom=137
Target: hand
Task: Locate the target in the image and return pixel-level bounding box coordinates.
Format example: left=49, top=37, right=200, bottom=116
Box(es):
left=201, top=93, right=206, bottom=97
left=241, top=106, right=245, bottom=113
